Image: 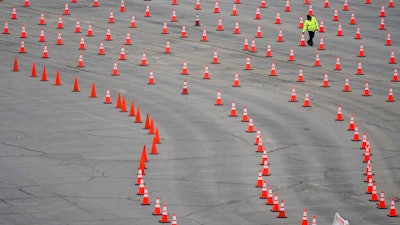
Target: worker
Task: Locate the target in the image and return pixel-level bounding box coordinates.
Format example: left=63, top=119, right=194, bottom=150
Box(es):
left=302, top=15, right=319, bottom=46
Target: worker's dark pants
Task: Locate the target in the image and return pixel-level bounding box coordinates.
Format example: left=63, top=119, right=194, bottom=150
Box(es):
left=308, top=31, right=315, bottom=46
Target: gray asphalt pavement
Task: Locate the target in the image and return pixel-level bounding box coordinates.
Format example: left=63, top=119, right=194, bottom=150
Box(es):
left=0, top=0, right=399, bottom=225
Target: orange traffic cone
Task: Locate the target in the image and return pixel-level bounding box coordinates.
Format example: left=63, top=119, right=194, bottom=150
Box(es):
left=336, top=23, right=343, bottom=36
left=215, top=90, right=223, bottom=106
left=153, top=197, right=161, bottom=215
left=233, top=20, right=240, bottom=34
left=24, top=0, right=31, bottom=7
left=55, top=31, right=63, bottom=45
left=289, top=87, right=298, bottom=102
left=321, top=73, right=330, bottom=87
left=385, top=32, right=392, bottom=46
left=288, top=48, right=295, bottom=61
left=389, top=49, right=397, bottom=64
left=19, top=40, right=26, bottom=53
left=120, top=0, right=125, bottom=12
left=161, top=20, right=169, bottom=34
left=42, top=44, right=49, bottom=59
left=266, top=187, right=274, bottom=205
left=380, top=4, right=386, bottom=17
left=171, top=0, right=179, bottom=5
left=262, top=159, right=270, bottom=176
left=63, top=2, right=70, bottom=15
left=148, top=70, right=155, bottom=85
left=202, top=64, right=210, bottom=79
left=171, top=213, right=177, bottom=225
left=54, top=71, right=62, bottom=86
left=111, top=61, right=119, bottom=76
left=115, top=93, right=122, bottom=109
left=72, top=76, right=80, bottom=92
left=366, top=176, right=373, bottom=193
left=141, top=186, right=150, bottom=205
left=297, top=67, right=305, bottom=82
left=277, top=28, right=284, bottom=42
left=335, top=105, right=344, bottom=121
left=104, top=89, right=112, bottom=104
left=324, top=0, right=330, bottom=8
left=362, top=80, right=371, bottom=96
left=140, top=52, right=148, bottom=66
left=379, top=18, right=386, bottom=30
left=250, top=38, right=257, bottom=52
left=260, top=181, right=268, bottom=199
left=57, top=16, right=64, bottom=29
left=38, top=28, right=46, bottom=42
left=369, top=183, right=379, bottom=202
left=128, top=100, right=135, bottom=116
left=247, top=117, right=255, bottom=133
left=269, top=61, right=277, bottom=76
left=319, top=20, right=325, bottom=32
left=181, top=24, right=187, bottom=38
left=163, top=40, right=171, bottom=54
left=349, top=12, right=356, bottom=25
left=93, top=0, right=99, bottom=7
left=144, top=114, right=150, bottom=129
left=343, top=76, right=351, bottom=92
left=232, top=72, right=241, bottom=87
left=284, top=0, right=291, bottom=11
left=75, top=19, right=81, bottom=33
left=38, top=12, right=46, bottom=25
left=11, top=7, right=17, bottom=20
left=377, top=190, right=387, bottom=209
left=254, top=129, right=261, bottom=145
left=333, top=9, right=339, bottom=21
left=214, top=0, right=220, bottom=13
left=388, top=0, right=395, bottom=8
left=392, top=68, right=398, bottom=82
left=352, top=124, right=360, bottom=141
left=241, top=106, right=249, bottom=122
left=299, top=33, right=306, bottom=46
left=154, top=127, right=161, bottom=144
left=140, top=145, right=148, bottom=163
left=124, top=32, right=132, bottom=45
left=137, top=178, right=145, bottom=195
left=260, top=148, right=268, bottom=164
left=260, top=0, right=267, bottom=8
left=148, top=119, right=155, bottom=134
left=77, top=52, right=84, bottom=67
left=343, top=0, right=349, bottom=10
left=358, top=43, right=365, bottom=57
left=244, top=56, right=252, bottom=70
left=130, top=14, right=137, bottom=28
left=20, top=24, right=27, bottom=38
left=298, top=16, right=304, bottom=28
left=308, top=4, right=313, bottom=16
left=229, top=100, right=237, bottom=117
left=274, top=12, right=281, bottom=24
left=303, top=91, right=311, bottom=107
left=31, top=62, right=37, bottom=77
left=144, top=5, right=151, bottom=17
left=335, top=56, right=342, bottom=71
left=354, top=26, right=362, bottom=39
left=40, top=66, right=48, bottom=81
left=181, top=60, right=189, bottom=75
left=355, top=61, right=364, bottom=75
left=265, top=43, right=273, bottom=57
left=231, top=4, right=238, bottom=16
left=348, top=114, right=355, bottom=130
left=301, top=209, right=308, bottom=225
left=181, top=80, right=189, bottom=94
left=255, top=7, right=261, bottom=19
left=119, top=45, right=126, bottom=60
left=386, top=86, right=395, bottom=102
left=120, top=97, right=127, bottom=112
left=212, top=49, right=220, bottom=64
left=201, top=28, right=208, bottom=42
left=277, top=200, right=287, bottom=218
left=388, top=198, right=398, bottom=217
left=318, top=37, right=325, bottom=50
left=104, top=27, right=112, bottom=41
left=314, top=52, right=321, bottom=67
left=134, top=108, right=142, bottom=123
left=216, top=18, right=224, bottom=31
left=89, top=82, right=97, bottom=98
left=255, top=170, right=263, bottom=187
left=361, top=132, right=368, bottom=149
left=160, top=204, right=170, bottom=223
left=150, top=136, right=158, bottom=154
left=272, top=194, right=280, bottom=210
left=2, top=20, right=10, bottom=34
